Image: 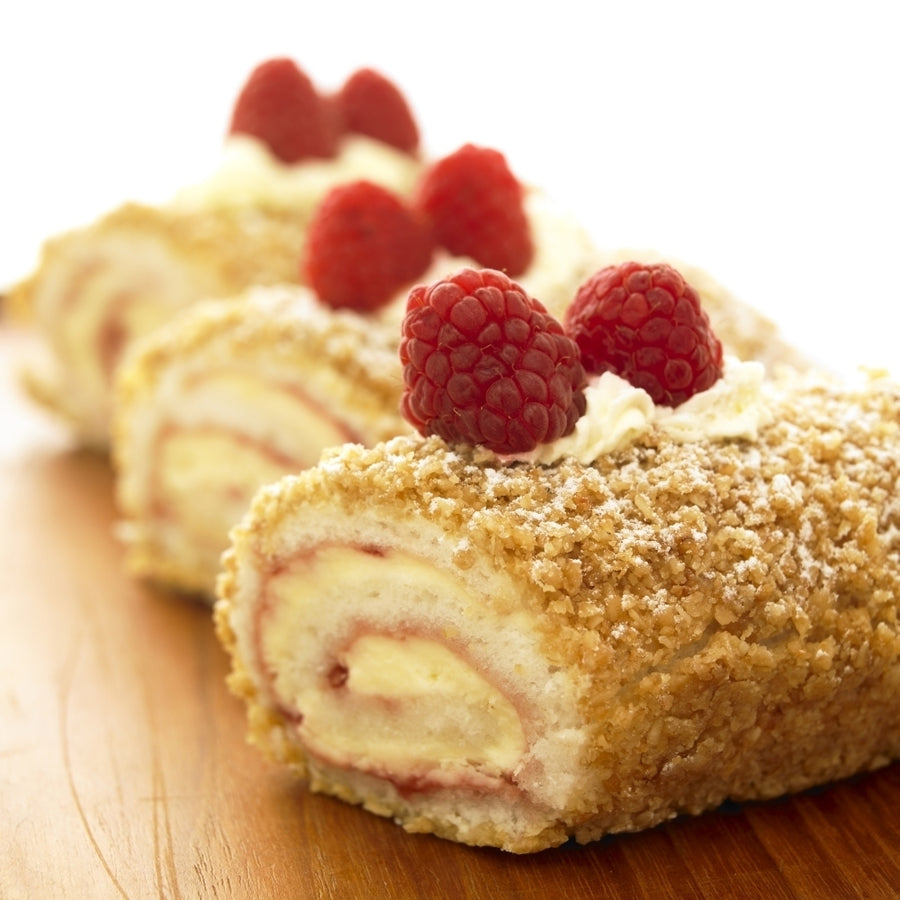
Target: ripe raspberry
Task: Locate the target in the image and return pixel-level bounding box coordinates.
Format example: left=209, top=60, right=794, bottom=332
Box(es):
left=336, top=67, right=420, bottom=155
left=229, top=57, right=339, bottom=163
left=400, top=268, right=586, bottom=454
left=304, top=180, right=434, bottom=312
left=564, top=261, right=724, bottom=407
left=413, top=144, right=534, bottom=277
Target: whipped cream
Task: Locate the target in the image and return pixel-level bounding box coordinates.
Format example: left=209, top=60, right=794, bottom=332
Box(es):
left=172, top=134, right=421, bottom=212
left=655, top=357, right=773, bottom=442
left=516, top=356, right=772, bottom=465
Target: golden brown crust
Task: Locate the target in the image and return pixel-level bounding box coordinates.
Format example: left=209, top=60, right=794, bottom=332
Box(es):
left=216, top=368, right=900, bottom=851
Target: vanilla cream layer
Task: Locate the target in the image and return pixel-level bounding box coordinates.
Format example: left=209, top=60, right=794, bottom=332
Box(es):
left=154, top=374, right=352, bottom=527
left=170, top=372, right=350, bottom=459
left=158, top=430, right=297, bottom=550
left=152, top=372, right=350, bottom=543
left=263, top=549, right=526, bottom=777
left=138, top=375, right=348, bottom=581
left=117, top=350, right=365, bottom=586
left=253, top=543, right=587, bottom=801
left=122, top=331, right=363, bottom=509
left=309, top=632, right=525, bottom=773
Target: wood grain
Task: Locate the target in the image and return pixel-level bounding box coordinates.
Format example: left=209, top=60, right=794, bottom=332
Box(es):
left=1, top=321, right=899, bottom=900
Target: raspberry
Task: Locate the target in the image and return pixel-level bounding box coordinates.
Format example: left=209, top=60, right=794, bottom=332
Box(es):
left=564, top=261, right=724, bottom=407
left=229, top=57, right=339, bottom=163
left=303, top=180, right=434, bottom=312
left=413, top=144, right=534, bottom=277
left=336, top=67, right=420, bottom=155
left=400, top=268, right=586, bottom=454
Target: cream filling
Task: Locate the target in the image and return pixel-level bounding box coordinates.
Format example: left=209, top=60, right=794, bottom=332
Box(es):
left=262, top=548, right=528, bottom=778
left=158, top=431, right=295, bottom=550
left=153, top=376, right=349, bottom=554
left=312, top=634, right=524, bottom=772
left=512, top=356, right=772, bottom=464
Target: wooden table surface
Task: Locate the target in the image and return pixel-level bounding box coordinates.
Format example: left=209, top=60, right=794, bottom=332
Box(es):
left=2, top=319, right=899, bottom=900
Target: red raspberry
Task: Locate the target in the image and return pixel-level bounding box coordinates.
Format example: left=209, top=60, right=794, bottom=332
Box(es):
left=304, top=180, right=434, bottom=312
left=336, top=67, right=420, bottom=155
left=564, top=261, right=724, bottom=407
left=400, top=268, right=586, bottom=454
left=229, top=57, right=339, bottom=163
left=413, top=144, right=534, bottom=277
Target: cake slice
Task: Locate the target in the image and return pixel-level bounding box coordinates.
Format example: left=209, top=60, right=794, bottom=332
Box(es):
left=11, top=203, right=317, bottom=446
left=215, top=265, right=900, bottom=853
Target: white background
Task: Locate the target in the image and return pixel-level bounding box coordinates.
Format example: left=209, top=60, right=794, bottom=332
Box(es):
left=2, top=0, right=897, bottom=375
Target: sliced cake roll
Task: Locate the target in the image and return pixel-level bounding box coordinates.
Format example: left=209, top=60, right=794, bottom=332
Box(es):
left=215, top=265, right=900, bottom=853
left=11, top=202, right=316, bottom=446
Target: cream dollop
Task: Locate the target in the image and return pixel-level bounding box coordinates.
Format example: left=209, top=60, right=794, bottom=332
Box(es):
left=523, top=372, right=656, bottom=464
left=655, top=356, right=772, bottom=442
left=516, top=356, right=772, bottom=465
left=172, top=134, right=421, bottom=213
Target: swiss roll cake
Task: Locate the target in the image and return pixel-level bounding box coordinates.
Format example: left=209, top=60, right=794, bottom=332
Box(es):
left=214, top=264, right=900, bottom=852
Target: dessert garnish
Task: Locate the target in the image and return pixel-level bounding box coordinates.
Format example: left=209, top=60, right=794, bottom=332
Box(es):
left=399, top=267, right=586, bottom=454
left=304, top=180, right=434, bottom=311
left=336, top=67, right=420, bottom=155
left=229, top=58, right=421, bottom=164
left=228, top=57, right=340, bottom=163
left=413, top=144, right=534, bottom=277
left=564, top=261, right=724, bottom=406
